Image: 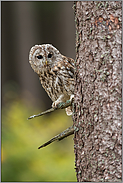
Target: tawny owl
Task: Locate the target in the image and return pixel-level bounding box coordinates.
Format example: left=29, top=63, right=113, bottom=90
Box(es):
left=29, top=44, right=74, bottom=115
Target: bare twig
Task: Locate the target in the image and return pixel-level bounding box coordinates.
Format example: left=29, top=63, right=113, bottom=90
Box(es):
left=27, top=108, right=54, bottom=120
left=38, top=125, right=74, bottom=149
left=28, top=99, right=74, bottom=149
left=27, top=99, right=73, bottom=120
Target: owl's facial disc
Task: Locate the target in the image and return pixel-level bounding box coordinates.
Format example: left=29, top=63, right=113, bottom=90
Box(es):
left=36, top=53, right=46, bottom=66
left=29, top=44, right=61, bottom=74
left=36, top=52, right=53, bottom=66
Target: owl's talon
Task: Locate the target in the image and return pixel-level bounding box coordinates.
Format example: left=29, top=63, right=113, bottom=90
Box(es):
left=70, top=94, right=74, bottom=102
left=52, top=102, right=59, bottom=109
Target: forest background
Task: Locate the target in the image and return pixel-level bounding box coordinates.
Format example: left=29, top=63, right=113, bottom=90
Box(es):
left=1, top=1, right=76, bottom=182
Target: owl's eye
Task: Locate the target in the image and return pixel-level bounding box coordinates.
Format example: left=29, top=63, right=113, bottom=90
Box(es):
left=48, top=53, right=53, bottom=58
left=37, top=55, right=43, bottom=59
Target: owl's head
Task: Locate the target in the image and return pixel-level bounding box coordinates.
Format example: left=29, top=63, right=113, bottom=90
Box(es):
left=29, top=44, right=61, bottom=74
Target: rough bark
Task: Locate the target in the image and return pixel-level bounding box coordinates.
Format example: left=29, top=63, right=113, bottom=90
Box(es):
left=73, top=1, right=122, bottom=182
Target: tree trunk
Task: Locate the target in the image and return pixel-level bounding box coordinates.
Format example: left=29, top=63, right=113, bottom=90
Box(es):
left=73, top=1, right=122, bottom=182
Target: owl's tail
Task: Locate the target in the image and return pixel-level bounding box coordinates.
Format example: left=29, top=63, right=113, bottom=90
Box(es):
left=65, top=106, right=73, bottom=116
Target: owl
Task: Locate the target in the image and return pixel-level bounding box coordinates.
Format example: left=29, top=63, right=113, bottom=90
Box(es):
left=29, top=44, right=74, bottom=115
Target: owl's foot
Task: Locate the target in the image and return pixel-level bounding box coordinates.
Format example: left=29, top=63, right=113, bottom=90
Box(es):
left=52, top=94, right=64, bottom=109
left=52, top=95, right=74, bottom=115
left=65, top=95, right=74, bottom=116
left=70, top=94, right=74, bottom=102
left=52, top=101, right=60, bottom=109
left=52, top=94, right=74, bottom=109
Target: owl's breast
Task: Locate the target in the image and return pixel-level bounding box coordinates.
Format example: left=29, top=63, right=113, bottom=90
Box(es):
left=39, top=69, right=62, bottom=102
left=39, top=64, right=74, bottom=102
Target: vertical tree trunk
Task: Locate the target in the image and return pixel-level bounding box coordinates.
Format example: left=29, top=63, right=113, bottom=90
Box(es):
left=73, top=1, right=122, bottom=182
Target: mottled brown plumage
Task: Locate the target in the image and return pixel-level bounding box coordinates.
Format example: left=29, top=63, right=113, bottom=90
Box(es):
left=29, top=44, right=74, bottom=115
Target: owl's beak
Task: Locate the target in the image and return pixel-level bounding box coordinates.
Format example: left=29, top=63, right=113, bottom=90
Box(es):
left=45, top=60, right=48, bottom=65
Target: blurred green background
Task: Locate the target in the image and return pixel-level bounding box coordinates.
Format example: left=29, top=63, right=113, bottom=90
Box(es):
left=1, top=1, right=76, bottom=182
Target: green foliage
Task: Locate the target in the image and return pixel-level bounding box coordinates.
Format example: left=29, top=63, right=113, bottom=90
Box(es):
left=2, top=100, right=76, bottom=182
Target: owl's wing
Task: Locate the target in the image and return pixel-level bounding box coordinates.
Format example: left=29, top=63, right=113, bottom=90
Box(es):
left=66, top=57, right=75, bottom=67
left=63, top=56, right=74, bottom=78
left=51, top=56, right=74, bottom=78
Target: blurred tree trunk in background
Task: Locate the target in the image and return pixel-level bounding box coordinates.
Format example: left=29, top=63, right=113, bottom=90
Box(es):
left=73, top=1, right=122, bottom=182
left=2, top=2, right=75, bottom=110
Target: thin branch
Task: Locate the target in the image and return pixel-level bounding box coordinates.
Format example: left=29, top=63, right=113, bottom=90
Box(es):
left=28, top=99, right=74, bottom=149
left=38, top=125, right=74, bottom=149
left=27, top=108, right=54, bottom=120
left=27, top=99, right=73, bottom=120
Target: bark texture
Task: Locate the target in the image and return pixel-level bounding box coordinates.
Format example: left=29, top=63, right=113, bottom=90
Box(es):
left=73, top=1, right=122, bottom=182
